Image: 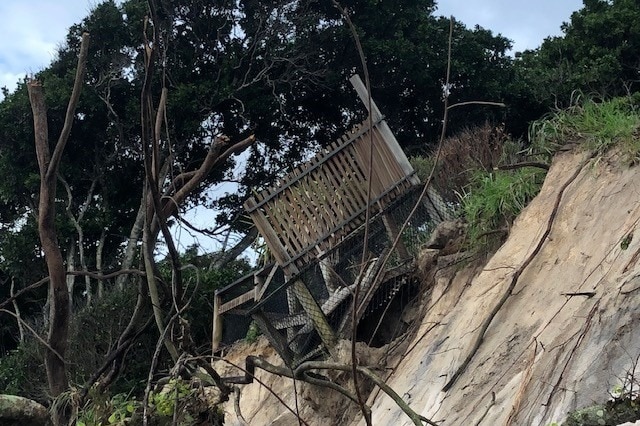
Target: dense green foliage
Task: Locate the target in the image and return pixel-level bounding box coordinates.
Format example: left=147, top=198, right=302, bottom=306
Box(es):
left=509, top=0, right=640, bottom=134
left=462, top=168, right=546, bottom=246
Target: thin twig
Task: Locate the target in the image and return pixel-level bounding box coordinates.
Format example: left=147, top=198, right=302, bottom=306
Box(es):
left=0, top=277, right=49, bottom=311
left=331, top=2, right=374, bottom=424
left=0, top=309, right=65, bottom=363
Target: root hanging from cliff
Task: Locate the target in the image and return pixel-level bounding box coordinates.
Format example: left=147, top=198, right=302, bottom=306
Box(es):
left=221, top=355, right=438, bottom=426
left=442, top=152, right=596, bottom=392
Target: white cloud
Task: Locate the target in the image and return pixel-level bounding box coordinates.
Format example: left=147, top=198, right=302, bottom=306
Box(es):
left=0, top=0, right=95, bottom=94
left=436, top=0, right=583, bottom=53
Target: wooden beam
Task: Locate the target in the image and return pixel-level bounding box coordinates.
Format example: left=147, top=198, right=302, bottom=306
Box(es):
left=349, top=74, right=419, bottom=185
left=255, top=263, right=279, bottom=302
left=291, top=279, right=338, bottom=350
left=244, top=198, right=292, bottom=266
left=219, top=291, right=255, bottom=314
left=212, top=294, right=222, bottom=355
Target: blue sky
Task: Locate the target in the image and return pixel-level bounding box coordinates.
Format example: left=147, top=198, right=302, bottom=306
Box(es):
left=0, top=1, right=585, bottom=96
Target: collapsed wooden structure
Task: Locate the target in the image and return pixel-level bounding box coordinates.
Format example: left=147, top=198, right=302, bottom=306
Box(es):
left=213, top=75, right=450, bottom=366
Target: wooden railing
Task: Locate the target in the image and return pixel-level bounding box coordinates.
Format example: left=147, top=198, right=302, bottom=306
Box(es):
left=244, top=116, right=414, bottom=271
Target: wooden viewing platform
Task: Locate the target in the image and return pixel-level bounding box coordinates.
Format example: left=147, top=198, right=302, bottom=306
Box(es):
left=213, top=75, right=450, bottom=366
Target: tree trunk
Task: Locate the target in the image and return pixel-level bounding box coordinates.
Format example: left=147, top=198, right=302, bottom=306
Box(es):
left=26, top=32, right=90, bottom=397
left=29, top=81, right=71, bottom=396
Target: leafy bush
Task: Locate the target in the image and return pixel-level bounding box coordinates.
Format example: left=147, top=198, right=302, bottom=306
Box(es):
left=76, top=379, right=224, bottom=425
left=245, top=320, right=262, bottom=343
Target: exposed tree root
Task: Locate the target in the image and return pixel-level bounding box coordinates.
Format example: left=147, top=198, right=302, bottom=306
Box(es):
left=540, top=301, right=598, bottom=420
left=223, top=355, right=438, bottom=426
left=442, top=152, right=594, bottom=392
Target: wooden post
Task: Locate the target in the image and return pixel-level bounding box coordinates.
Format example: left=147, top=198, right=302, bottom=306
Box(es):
left=349, top=74, right=419, bottom=185
left=211, top=294, right=222, bottom=357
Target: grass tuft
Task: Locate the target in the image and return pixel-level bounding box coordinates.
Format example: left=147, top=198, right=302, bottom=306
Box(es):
left=461, top=168, right=546, bottom=247
left=530, top=97, right=640, bottom=162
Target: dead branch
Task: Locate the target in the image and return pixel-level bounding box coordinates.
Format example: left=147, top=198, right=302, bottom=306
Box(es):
left=47, top=33, right=91, bottom=181
left=494, top=162, right=550, bottom=171
left=561, top=291, right=596, bottom=298
left=222, top=356, right=437, bottom=426
left=447, top=100, right=506, bottom=110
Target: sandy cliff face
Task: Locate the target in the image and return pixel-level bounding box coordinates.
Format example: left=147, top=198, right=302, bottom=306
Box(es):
left=363, top=149, right=640, bottom=425
left=218, top=148, right=640, bottom=425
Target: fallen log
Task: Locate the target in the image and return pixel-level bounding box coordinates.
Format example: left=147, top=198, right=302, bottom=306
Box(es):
left=0, top=394, right=50, bottom=426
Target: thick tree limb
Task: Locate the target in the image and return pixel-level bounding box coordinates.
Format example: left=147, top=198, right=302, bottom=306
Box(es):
left=209, top=227, right=258, bottom=269
left=159, top=134, right=255, bottom=221
left=47, top=33, right=90, bottom=182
